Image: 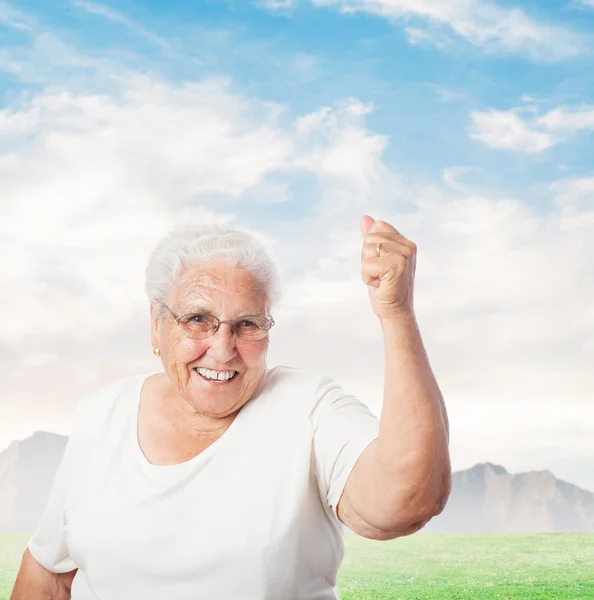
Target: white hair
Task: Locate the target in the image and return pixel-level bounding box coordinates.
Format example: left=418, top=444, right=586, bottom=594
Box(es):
left=145, top=223, right=282, bottom=318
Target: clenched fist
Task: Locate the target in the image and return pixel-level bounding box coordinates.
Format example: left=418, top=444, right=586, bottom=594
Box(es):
left=360, top=215, right=417, bottom=321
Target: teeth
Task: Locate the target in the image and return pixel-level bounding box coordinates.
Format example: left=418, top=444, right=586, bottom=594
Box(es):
left=196, top=368, right=236, bottom=381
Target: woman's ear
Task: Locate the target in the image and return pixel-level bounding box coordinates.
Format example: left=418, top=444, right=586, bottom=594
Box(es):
left=149, top=304, right=160, bottom=349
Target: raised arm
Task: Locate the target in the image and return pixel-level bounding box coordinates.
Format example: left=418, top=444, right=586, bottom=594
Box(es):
left=10, top=548, right=77, bottom=600
left=336, top=216, right=451, bottom=540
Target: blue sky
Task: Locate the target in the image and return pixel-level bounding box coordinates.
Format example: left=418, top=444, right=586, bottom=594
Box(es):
left=4, top=0, right=594, bottom=192
left=1, top=0, right=594, bottom=490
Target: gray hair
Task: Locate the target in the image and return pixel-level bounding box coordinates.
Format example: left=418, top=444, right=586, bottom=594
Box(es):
left=145, top=223, right=282, bottom=318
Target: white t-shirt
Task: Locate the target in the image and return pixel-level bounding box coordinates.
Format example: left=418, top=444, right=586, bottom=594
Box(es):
left=28, top=366, right=380, bottom=600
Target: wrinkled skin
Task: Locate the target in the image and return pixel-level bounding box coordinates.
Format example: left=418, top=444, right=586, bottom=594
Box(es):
left=149, top=260, right=270, bottom=435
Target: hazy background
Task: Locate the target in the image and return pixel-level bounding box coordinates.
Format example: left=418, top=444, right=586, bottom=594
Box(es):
left=1, top=0, right=593, bottom=492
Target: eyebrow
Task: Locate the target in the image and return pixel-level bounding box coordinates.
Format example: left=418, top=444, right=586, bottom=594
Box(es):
left=183, top=304, right=215, bottom=316
left=181, top=305, right=266, bottom=318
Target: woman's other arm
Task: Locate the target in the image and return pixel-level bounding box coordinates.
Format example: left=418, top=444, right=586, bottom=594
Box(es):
left=10, top=548, right=77, bottom=600
left=14, top=383, right=122, bottom=598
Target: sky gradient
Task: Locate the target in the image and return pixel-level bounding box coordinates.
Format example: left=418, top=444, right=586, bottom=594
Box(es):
left=1, top=0, right=593, bottom=491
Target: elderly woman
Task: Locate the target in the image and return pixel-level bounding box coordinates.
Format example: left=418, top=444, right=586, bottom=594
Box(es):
left=11, top=215, right=451, bottom=600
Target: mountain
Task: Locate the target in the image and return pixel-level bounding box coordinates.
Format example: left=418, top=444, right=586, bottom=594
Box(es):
left=0, top=431, right=68, bottom=532
left=0, top=434, right=593, bottom=533
left=424, top=462, right=594, bottom=533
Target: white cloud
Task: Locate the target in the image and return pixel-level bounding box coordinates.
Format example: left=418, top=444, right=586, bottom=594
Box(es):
left=294, top=99, right=387, bottom=188
left=309, top=0, right=584, bottom=60
left=550, top=177, right=594, bottom=211
left=0, top=105, right=40, bottom=134
left=536, top=105, right=594, bottom=132
left=0, top=77, right=300, bottom=342
left=469, top=103, right=594, bottom=153
left=441, top=166, right=474, bottom=192
left=469, top=109, right=555, bottom=152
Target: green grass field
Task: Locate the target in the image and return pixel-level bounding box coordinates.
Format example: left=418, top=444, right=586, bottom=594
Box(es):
left=1, top=533, right=593, bottom=599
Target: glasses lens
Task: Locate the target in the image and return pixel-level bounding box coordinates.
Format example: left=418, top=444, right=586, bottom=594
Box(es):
left=234, top=317, right=270, bottom=340
left=181, top=313, right=217, bottom=338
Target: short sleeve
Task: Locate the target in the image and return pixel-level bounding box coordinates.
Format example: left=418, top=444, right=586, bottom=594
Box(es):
left=26, top=377, right=128, bottom=574
left=27, top=397, right=92, bottom=573
left=310, top=376, right=380, bottom=521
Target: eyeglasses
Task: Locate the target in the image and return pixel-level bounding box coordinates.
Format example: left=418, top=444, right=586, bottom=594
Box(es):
left=161, top=304, right=275, bottom=341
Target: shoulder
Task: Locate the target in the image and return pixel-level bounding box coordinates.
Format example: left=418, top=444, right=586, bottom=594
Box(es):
left=70, top=374, right=145, bottom=440
left=260, top=365, right=346, bottom=420
left=263, top=365, right=339, bottom=397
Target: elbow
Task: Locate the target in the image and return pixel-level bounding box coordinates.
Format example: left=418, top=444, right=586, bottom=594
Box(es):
left=432, top=469, right=453, bottom=516
left=369, top=492, right=450, bottom=541
left=411, top=460, right=453, bottom=519
left=368, top=469, right=453, bottom=539
left=419, top=467, right=453, bottom=521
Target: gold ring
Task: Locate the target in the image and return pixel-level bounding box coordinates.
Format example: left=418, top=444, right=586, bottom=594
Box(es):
left=376, top=242, right=381, bottom=257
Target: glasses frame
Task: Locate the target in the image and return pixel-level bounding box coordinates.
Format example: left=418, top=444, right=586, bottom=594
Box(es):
left=161, top=304, right=275, bottom=340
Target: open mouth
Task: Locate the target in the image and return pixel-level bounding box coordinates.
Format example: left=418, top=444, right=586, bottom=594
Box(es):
left=194, top=367, right=238, bottom=384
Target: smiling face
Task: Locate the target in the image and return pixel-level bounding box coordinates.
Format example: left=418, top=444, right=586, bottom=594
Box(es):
left=150, top=260, right=271, bottom=419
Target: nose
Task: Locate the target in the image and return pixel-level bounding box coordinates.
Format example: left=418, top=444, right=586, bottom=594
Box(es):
left=205, top=323, right=238, bottom=364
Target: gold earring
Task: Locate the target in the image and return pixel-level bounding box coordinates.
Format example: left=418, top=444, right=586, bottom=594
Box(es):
left=153, top=347, right=160, bottom=357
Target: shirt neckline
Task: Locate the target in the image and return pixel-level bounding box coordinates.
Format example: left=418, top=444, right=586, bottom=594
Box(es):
left=128, top=370, right=267, bottom=474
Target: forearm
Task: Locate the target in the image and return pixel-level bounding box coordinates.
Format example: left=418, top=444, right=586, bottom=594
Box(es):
left=11, top=579, right=67, bottom=600
left=372, top=311, right=451, bottom=522
left=11, top=550, right=74, bottom=600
